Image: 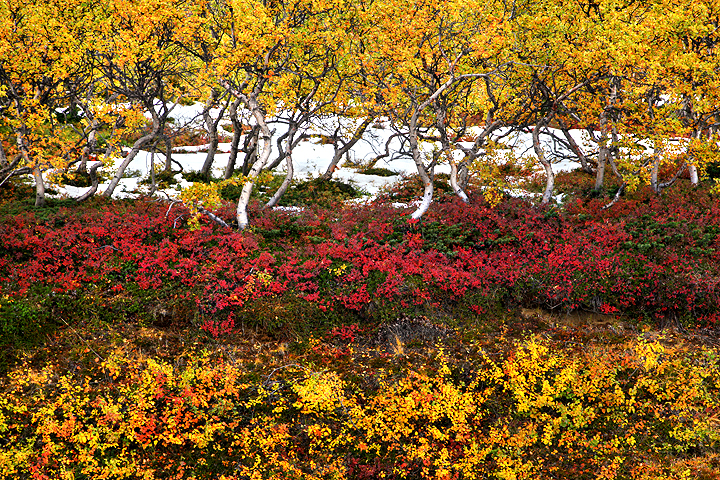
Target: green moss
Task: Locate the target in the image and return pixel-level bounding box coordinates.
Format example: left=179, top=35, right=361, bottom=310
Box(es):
left=358, top=166, right=398, bottom=177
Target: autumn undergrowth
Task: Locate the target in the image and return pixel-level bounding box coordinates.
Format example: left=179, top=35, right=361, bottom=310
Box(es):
left=1, top=176, right=720, bottom=479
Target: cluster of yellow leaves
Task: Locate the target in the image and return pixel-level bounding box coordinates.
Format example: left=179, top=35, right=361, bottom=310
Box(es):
left=327, top=263, right=349, bottom=277
left=468, top=143, right=535, bottom=207
left=179, top=171, right=274, bottom=229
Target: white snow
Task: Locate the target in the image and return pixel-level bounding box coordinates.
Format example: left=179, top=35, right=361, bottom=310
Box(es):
left=49, top=101, right=589, bottom=205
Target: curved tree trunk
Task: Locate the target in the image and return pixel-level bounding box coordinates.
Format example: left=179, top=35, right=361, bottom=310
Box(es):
left=102, top=130, right=156, bottom=197
left=0, top=154, right=23, bottom=188
left=404, top=74, right=481, bottom=219
left=321, top=117, right=373, bottom=181
left=199, top=90, right=228, bottom=181
left=32, top=166, right=46, bottom=207
left=560, top=125, right=594, bottom=174
left=76, top=162, right=103, bottom=202
left=241, top=125, right=259, bottom=176
left=219, top=79, right=273, bottom=229
left=236, top=110, right=271, bottom=229
left=408, top=116, right=434, bottom=220
left=532, top=120, right=555, bottom=205
left=411, top=170, right=434, bottom=220
left=78, top=117, right=99, bottom=177
left=449, top=160, right=469, bottom=203
left=224, top=98, right=243, bottom=179
left=265, top=153, right=293, bottom=208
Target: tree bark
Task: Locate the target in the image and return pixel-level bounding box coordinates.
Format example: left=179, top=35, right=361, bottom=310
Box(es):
left=321, top=117, right=373, bottom=181
left=408, top=115, right=434, bottom=220
left=594, top=81, right=618, bottom=191
left=458, top=163, right=469, bottom=190
left=403, top=73, right=489, bottom=219
left=162, top=135, right=173, bottom=172
left=265, top=153, right=293, bottom=208
left=594, top=136, right=608, bottom=191
left=76, top=162, right=103, bottom=202
left=449, top=160, right=469, bottom=203
left=532, top=119, right=555, bottom=205
left=560, top=125, right=594, bottom=174
left=15, top=124, right=45, bottom=207
left=148, top=140, right=158, bottom=196
left=0, top=137, right=9, bottom=168
left=688, top=164, right=699, bottom=185
left=688, top=129, right=701, bottom=186
left=453, top=116, right=503, bottom=195
left=32, top=166, right=46, bottom=207
left=0, top=154, right=23, bottom=188
left=201, top=133, right=219, bottom=181
left=200, top=90, right=228, bottom=181
left=241, top=125, right=259, bottom=176
left=236, top=100, right=271, bottom=229
left=224, top=98, right=243, bottom=179
left=650, top=141, right=662, bottom=194
left=220, top=79, right=273, bottom=229
left=102, top=130, right=156, bottom=197
left=77, top=116, right=99, bottom=177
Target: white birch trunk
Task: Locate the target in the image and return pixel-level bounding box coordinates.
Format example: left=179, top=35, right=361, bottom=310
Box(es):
left=408, top=115, right=434, bottom=220
left=650, top=141, right=662, bottom=194
left=411, top=180, right=434, bottom=220
left=689, top=129, right=701, bottom=186
left=32, top=166, right=45, bottom=207
left=449, top=161, right=469, bottom=203
left=594, top=139, right=608, bottom=191
left=76, top=163, right=103, bottom=202
left=102, top=131, right=156, bottom=197
left=532, top=121, right=555, bottom=205
left=595, top=81, right=617, bottom=191
left=688, top=164, right=699, bottom=185
left=265, top=153, right=293, bottom=208
left=236, top=95, right=272, bottom=229
left=15, top=124, right=45, bottom=207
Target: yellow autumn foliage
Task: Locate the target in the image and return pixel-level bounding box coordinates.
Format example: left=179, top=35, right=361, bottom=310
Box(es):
left=1, top=334, right=718, bottom=479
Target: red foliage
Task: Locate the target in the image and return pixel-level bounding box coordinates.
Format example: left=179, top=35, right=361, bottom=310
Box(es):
left=2, top=185, right=720, bottom=333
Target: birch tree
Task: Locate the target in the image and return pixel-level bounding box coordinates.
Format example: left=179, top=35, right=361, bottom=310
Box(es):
left=357, top=0, right=509, bottom=219
left=0, top=0, right=97, bottom=206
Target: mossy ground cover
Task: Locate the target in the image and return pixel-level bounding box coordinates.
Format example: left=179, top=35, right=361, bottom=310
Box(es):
left=1, top=173, right=720, bottom=479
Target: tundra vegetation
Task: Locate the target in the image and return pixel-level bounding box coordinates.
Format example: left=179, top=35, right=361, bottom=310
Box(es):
left=1, top=0, right=720, bottom=478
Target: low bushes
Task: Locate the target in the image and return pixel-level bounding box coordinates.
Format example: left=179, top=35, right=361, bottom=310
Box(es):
left=1, top=183, right=720, bottom=349
left=1, top=334, right=718, bottom=479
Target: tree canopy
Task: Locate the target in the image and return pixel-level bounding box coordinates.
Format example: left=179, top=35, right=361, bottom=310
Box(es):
left=1, top=0, right=719, bottom=224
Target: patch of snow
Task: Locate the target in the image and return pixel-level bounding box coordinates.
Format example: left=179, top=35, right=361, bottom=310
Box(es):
left=47, top=101, right=592, bottom=204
